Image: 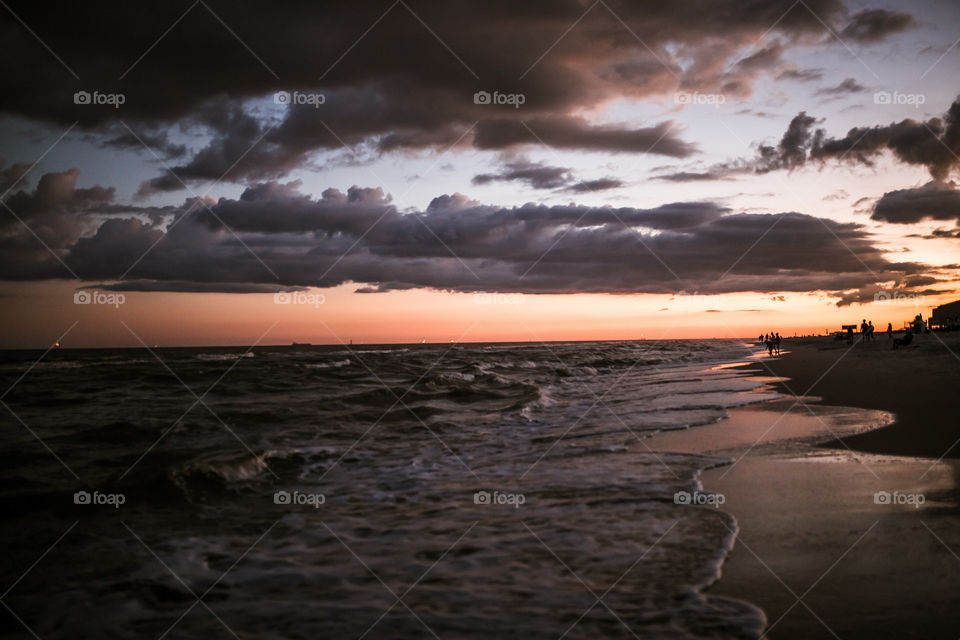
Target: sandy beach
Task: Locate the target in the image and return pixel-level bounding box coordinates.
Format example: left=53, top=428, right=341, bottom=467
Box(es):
left=648, top=334, right=960, bottom=638
left=758, top=332, right=960, bottom=460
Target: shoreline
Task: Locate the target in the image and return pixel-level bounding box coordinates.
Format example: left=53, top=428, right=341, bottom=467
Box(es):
left=739, top=332, right=960, bottom=460
left=647, top=338, right=960, bottom=638
left=701, top=410, right=960, bottom=639
left=655, top=400, right=960, bottom=638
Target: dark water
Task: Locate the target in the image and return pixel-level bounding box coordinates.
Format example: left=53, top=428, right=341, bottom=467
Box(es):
left=0, top=339, right=779, bottom=639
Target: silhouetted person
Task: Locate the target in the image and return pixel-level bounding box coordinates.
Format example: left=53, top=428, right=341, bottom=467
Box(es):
left=867, top=321, right=874, bottom=341
left=775, top=332, right=782, bottom=355
left=887, top=322, right=893, bottom=340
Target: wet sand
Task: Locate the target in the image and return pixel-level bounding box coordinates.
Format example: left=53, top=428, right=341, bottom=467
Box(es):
left=757, top=332, right=960, bottom=460
left=648, top=344, right=960, bottom=639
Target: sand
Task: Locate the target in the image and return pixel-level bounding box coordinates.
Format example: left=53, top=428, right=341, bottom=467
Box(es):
left=758, top=331, right=960, bottom=460
left=646, top=334, right=960, bottom=638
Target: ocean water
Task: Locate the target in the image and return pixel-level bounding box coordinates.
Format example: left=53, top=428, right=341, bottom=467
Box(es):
left=0, top=339, right=781, bottom=639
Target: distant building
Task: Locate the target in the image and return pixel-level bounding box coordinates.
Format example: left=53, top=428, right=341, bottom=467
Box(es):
left=930, top=300, right=960, bottom=329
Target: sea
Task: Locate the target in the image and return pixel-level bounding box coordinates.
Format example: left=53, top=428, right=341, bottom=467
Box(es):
left=0, top=339, right=784, bottom=639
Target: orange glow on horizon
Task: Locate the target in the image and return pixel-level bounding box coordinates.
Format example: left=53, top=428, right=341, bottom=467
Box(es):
left=1, top=280, right=955, bottom=349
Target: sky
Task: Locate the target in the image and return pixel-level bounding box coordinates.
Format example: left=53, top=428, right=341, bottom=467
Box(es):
left=1, top=0, right=959, bottom=347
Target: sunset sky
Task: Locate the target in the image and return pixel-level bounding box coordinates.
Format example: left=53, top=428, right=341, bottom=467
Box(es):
left=1, top=0, right=959, bottom=347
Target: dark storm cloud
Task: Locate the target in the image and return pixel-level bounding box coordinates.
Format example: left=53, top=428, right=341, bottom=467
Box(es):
left=871, top=182, right=960, bottom=225
left=191, top=180, right=394, bottom=235
left=733, top=43, right=786, bottom=73
left=101, top=128, right=187, bottom=159
left=0, top=157, right=33, bottom=196
left=1, top=171, right=924, bottom=305
left=471, top=157, right=623, bottom=192
left=653, top=171, right=732, bottom=182
left=666, top=98, right=960, bottom=182
left=902, top=275, right=939, bottom=287
left=839, top=9, right=914, bottom=43
left=89, top=280, right=300, bottom=294
left=0, top=168, right=114, bottom=242
left=565, top=178, right=624, bottom=193
left=925, top=228, right=960, bottom=239
left=473, top=159, right=572, bottom=190
left=472, top=118, right=695, bottom=156
left=136, top=99, right=292, bottom=195
left=652, top=111, right=823, bottom=181
left=809, top=98, right=960, bottom=180
left=834, top=286, right=946, bottom=307
left=0, top=0, right=916, bottom=191
left=66, top=218, right=164, bottom=277
left=756, top=112, right=820, bottom=172
left=0, top=168, right=116, bottom=278
left=1, top=0, right=861, bottom=124
left=136, top=98, right=697, bottom=195
left=814, top=78, right=867, bottom=97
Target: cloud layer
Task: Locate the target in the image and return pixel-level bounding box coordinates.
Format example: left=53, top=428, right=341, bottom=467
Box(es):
left=0, top=0, right=918, bottom=192
left=0, top=169, right=931, bottom=304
